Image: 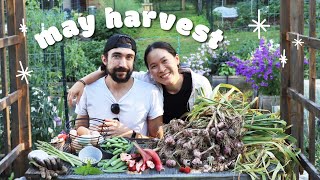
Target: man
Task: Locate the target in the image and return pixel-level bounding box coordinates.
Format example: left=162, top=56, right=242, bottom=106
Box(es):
left=75, top=34, right=163, bottom=138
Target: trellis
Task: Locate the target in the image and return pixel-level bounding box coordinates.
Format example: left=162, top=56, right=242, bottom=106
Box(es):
left=0, top=0, right=31, bottom=177
left=280, top=0, right=320, bottom=179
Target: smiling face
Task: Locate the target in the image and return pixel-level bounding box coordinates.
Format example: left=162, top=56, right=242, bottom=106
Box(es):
left=102, top=47, right=135, bottom=83
left=146, top=48, right=180, bottom=86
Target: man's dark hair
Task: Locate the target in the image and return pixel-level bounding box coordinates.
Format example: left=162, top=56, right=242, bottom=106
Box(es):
left=101, top=34, right=137, bottom=71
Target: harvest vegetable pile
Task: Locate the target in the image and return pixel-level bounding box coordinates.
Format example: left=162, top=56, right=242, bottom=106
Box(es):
left=28, top=84, right=300, bottom=180
left=156, top=84, right=251, bottom=172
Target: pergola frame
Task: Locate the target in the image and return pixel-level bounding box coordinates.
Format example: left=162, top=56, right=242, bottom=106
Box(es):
left=0, top=0, right=31, bottom=177
left=280, top=0, right=320, bottom=179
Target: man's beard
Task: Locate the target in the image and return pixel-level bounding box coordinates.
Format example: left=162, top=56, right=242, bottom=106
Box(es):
left=106, top=67, right=133, bottom=83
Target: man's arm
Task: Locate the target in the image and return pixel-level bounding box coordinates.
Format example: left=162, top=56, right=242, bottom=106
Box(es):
left=147, top=116, right=163, bottom=138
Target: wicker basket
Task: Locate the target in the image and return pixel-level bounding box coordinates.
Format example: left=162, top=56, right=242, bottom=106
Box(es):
left=66, top=118, right=108, bottom=153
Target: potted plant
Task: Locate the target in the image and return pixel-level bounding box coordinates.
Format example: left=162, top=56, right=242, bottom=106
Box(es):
left=227, top=38, right=281, bottom=111
left=182, top=40, right=250, bottom=91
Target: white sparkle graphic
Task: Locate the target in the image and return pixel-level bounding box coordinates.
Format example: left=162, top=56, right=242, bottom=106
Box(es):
left=16, top=61, right=33, bottom=84
left=279, top=49, right=288, bottom=68
left=19, top=18, right=28, bottom=37
left=292, top=34, right=304, bottom=50
left=248, top=9, right=270, bottom=39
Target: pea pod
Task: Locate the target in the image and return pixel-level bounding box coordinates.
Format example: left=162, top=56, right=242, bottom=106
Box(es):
left=110, top=158, right=122, bottom=166
left=110, top=161, right=126, bottom=170
left=103, top=154, right=119, bottom=168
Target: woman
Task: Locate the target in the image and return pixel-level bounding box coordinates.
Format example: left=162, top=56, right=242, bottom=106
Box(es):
left=68, top=42, right=212, bottom=124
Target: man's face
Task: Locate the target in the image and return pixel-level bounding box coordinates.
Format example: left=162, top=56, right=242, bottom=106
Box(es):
left=102, top=48, right=135, bottom=83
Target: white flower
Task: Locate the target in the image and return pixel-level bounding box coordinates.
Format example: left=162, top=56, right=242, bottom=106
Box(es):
left=48, top=127, right=53, bottom=133
left=31, top=107, right=36, bottom=112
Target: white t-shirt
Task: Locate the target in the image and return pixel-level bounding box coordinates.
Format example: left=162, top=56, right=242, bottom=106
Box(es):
left=75, top=77, right=164, bottom=136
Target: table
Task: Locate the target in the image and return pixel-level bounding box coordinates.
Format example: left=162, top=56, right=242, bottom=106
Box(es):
left=24, top=139, right=251, bottom=180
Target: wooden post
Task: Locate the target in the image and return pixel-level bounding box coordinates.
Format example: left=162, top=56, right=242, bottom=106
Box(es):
left=0, top=1, right=12, bottom=177
left=0, top=0, right=11, bottom=157
left=7, top=0, right=31, bottom=176
left=290, top=0, right=304, bottom=177
left=308, top=0, right=316, bottom=179
left=280, top=0, right=290, bottom=133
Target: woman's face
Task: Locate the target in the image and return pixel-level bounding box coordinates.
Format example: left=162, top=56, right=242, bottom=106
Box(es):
left=146, top=48, right=180, bottom=86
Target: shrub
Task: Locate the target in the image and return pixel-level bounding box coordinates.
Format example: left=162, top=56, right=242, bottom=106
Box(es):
left=183, top=40, right=235, bottom=76
left=227, top=38, right=281, bottom=95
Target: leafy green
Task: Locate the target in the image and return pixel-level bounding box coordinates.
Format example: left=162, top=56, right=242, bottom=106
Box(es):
left=74, top=163, right=102, bottom=176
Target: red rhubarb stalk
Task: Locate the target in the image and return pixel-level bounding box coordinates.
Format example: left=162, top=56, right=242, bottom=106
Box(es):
left=132, top=142, right=152, bottom=164
left=143, top=148, right=164, bottom=172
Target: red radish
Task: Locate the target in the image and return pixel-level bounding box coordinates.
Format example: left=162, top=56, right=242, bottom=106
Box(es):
left=136, top=159, right=143, bottom=172
left=57, top=134, right=67, bottom=140
left=128, top=165, right=136, bottom=171
left=143, top=148, right=164, bottom=172
left=141, top=163, right=147, bottom=171
left=184, top=166, right=191, bottom=173
left=179, top=167, right=186, bottom=172
left=128, top=160, right=136, bottom=167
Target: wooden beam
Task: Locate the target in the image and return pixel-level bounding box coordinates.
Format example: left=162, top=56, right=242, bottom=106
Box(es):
left=298, top=153, right=320, bottom=179
left=287, top=32, right=320, bottom=50
left=0, top=143, right=25, bottom=174
left=308, top=0, right=316, bottom=168
left=288, top=88, right=320, bottom=119
left=0, top=90, right=21, bottom=111
left=280, top=0, right=291, bottom=133
left=0, top=0, right=11, bottom=161
left=0, top=35, right=21, bottom=48
left=289, top=1, right=304, bottom=177
left=14, top=0, right=31, bottom=176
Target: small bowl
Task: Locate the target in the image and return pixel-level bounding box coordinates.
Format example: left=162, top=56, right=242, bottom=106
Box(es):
left=78, top=146, right=103, bottom=165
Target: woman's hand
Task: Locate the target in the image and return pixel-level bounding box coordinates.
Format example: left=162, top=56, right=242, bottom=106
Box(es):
left=102, top=119, right=132, bottom=137
left=67, top=81, right=85, bottom=107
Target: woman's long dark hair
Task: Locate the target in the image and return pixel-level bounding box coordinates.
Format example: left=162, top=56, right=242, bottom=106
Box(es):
left=144, top=41, right=177, bottom=69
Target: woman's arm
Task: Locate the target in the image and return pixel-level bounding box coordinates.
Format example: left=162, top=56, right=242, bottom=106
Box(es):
left=67, top=70, right=104, bottom=106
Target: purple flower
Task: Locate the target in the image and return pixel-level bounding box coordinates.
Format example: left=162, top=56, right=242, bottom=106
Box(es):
left=227, top=38, right=281, bottom=95
left=54, top=116, right=62, bottom=126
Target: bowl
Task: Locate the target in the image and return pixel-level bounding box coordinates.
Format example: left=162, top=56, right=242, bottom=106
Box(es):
left=66, top=118, right=108, bottom=153
left=78, top=146, right=103, bottom=165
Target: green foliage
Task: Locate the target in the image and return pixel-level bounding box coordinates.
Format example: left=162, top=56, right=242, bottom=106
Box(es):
left=183, top=39, right=235, bottom=76
left=217, top=63, right=235, bottom=76
left=29, top=87, right=64, bottom=144
left=80, top=40, right=105, bottom=68
left=74, top=163, right=103, bottom=175
left=233, top=1, right=255, bottom=29
left=64, top=40, right=96, bottom=81
left=91, top=7, right=120, bottom=41
left=233, top=39, right=257, bottom=60
left=208, top=47, right=235, bottom=76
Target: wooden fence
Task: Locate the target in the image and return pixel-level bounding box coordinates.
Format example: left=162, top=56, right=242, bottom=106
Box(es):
left=280, top=0, right=320, bottom=179
left=0, top=0, right=31, bottom=177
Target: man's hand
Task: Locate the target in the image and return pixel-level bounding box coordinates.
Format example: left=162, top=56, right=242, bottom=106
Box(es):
left=67, top=81, right=85, bottom=107
left=101, top=119, right=132, bottom=137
